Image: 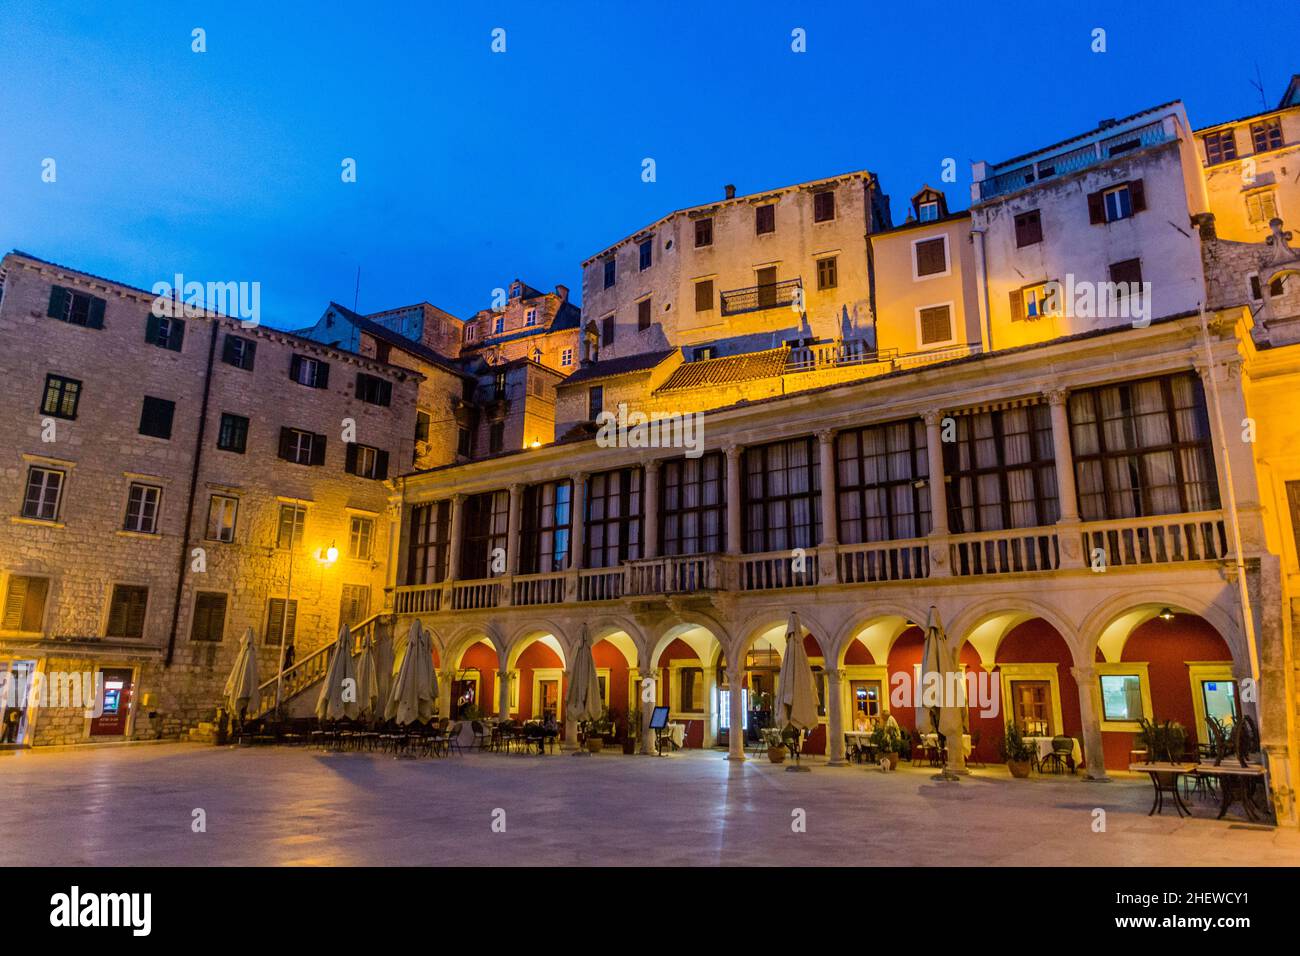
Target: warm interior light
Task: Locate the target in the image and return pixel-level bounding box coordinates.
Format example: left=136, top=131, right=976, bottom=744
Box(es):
left=1157, top=606, right=1175, bottom=622
left=530, top=438, right=541, bottom=448
left=318, top=540, right=339, bottom=564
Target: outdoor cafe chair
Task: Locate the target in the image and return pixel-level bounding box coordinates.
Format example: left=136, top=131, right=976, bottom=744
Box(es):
left=471, top=720, right=490, bottom=751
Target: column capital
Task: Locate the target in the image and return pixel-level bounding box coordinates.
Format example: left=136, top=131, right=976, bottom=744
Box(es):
left=642, top=456, right=661, bottom=473
left=923, top=409, right=947, bottom=427
left=450, top=492, right=466, bottom=505
left=724, top=442, right=742, bottom=461
left=1046, top=387, right=1070, bottom=407
left=509, top=482, right=524, bottom=494
left=1069, top=665, right=1097, bottom=684
left=824, top=666, right=844, bottom=683
left=816, top=428, right=836, bottom=445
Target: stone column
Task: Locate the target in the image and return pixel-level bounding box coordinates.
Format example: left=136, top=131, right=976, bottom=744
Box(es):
left=817, top=429, right=839, bottom=584
left=825, top=667, right=847, bottom=765
left=725, top=444, right=742, bottom=555
left=446, top=494, right=465, bottom=582
left=569, top=473, right=587, bottom=570
left=643, top=458, right=661, bottom=560
left=438, top=667, right=454, bottom=720
left=1046, top=390, right=1080, bottom=523
left=383, top=500, right=403, bottom=600
left=497, top=664, right=511, bottom=720
left=562, top=668, right=578, bottom=751
left=923, top=411, right=949, bottom=536
left=726, top=667, right=746, bottom=761
left=506, top=482, right=523, bottom=574
left=1071, top=665, right=1111, bottom=782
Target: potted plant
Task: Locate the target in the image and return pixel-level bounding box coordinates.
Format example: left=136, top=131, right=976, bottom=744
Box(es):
left=583, top=709, right=611, bottom=753
left=870, top=723, right=903, bottom=769
left=999, top=724, right=1036, bottom=778
left=622, top=707, right=641, bottom=754
left=760, top=727, right=785, bottom=763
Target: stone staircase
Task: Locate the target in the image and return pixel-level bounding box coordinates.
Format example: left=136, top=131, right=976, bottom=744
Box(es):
left=251, top=613, right=393, bottom=719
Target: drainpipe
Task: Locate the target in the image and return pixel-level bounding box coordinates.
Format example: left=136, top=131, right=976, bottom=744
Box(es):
left=165, top=316, right=221, bottom=666
left=970, top=228, right=992, bottom=354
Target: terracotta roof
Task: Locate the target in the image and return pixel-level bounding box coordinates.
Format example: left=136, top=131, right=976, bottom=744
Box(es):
left=657, top=347, right=789, bottom=392
left=561, top=349, right=677, bottom=386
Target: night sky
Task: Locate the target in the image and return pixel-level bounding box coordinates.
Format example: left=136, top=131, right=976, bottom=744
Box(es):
left=1, top=0, right=1294, bottom=328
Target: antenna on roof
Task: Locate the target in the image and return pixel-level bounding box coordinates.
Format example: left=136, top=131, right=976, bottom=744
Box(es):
left=353, top=266, right=361, bottom=311
left=1250, top=62, right=1267, bottom=112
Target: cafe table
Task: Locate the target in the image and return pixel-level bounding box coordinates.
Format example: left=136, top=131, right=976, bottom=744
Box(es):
left=1129, top=762, right=1198, bottom=817
left=920, top=732, right=972, bottom=756
left=1195, top=763, right=1270, bottom=822
left=1024, top=735, right=1082, bottom=769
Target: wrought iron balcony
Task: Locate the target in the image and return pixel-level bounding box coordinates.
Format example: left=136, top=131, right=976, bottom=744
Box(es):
left=720, top=278, right=803, bottom=317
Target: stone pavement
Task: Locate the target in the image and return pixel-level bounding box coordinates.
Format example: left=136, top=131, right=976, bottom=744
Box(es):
left=2, top=744, right=1297, bottom=866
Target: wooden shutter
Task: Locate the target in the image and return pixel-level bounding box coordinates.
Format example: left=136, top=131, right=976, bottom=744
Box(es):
left=21, top=577, right=48, bottom=631
left=375, top=449, right=389, bottom=480
left=1009, top=289, right=1025, bottom=321
left=145, top=313, right=161, bottom=344
left=1129, top=179, right=1146, bottom=213
left=47, top=285, right=69, bottom=319
left=380, top=379, right=392, bottom=406
left=310, top=434, right=327, bottom=466
left=222, top=334, right=239, bottom=364
left=3, top=577, right=29, bottom=630
left=316, top=361, right=330, bottom=389
left=169, top=319, right=185, bottom=351
left=277, top=426, right=294, bottom=461
left=87, top=296, right=105, bottom=329
left=1087, top=190, right=1105, bottom=224
left=267, top=599, right=284, bottom=643
left=127, top=589, right=147, bottom=637
left=695, top=280, right=713, bottom=312
left=289, top=354, right=303, bottom=382
left=283, top=600, right=297, bottom=642
left=345, top=441, right=359, bottom=475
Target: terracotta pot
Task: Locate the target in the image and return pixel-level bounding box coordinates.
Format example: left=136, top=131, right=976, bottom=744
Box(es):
left=621, top=738, right=636, bottom=755
left=767, top=746, right=786, bottom=764
left=586, top=738, right=604, bottom=753
left=1007, top=759, right=1032, bottom=778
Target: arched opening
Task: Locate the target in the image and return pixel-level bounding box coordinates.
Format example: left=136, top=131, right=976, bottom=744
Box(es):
left=590, top=629, right=637, bottom=744
left=649, top=624, right=723, bottom=749
left=449, top=638, right=497, bottom=721
left=1095, top=606, right=1237, bottom=769
left=722, top=619, right=829, bottom=754
left=508, top=631, right=567, bottom=722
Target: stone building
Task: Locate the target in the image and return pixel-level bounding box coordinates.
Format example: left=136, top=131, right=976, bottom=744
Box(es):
left=1196, top=77, right=1300, bottom=243
left=0, top=251, right=419, bottom=745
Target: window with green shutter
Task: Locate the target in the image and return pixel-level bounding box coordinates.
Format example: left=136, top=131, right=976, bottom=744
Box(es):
left=265, top=598, right=298, bottom=645
left=145, top=312, right=185, bottom=351
left=2, top=575, right=50, bottom=632
left=47, top=286, right=106, bottom=329
left=106, top=585, right=148, bottom=639
left=190, top=592, right=227, bottom=642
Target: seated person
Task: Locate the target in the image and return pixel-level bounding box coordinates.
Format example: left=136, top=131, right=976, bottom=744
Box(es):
left=853, top=710, right=871, bottom=732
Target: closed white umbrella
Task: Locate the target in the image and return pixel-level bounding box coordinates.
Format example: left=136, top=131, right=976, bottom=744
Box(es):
left=387, top=620, right=437, bottom=725
left=775, top=612, right=820, bottom=770
left=355, top=637, right=380, bottom=720
left=565, top=624, right=603, bottom=727
left=316, top=625, right=358, bottom=721
left=223, top=627, right=260, bottom=719
left=918, top=605, right=968, bottom=780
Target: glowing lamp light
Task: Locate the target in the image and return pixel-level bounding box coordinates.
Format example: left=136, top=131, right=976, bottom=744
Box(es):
left=318, top=540, right=339, bottom=564
left=530, top=438, right=542, bottom=448
left=1157, top=606, right=1176, bottom=622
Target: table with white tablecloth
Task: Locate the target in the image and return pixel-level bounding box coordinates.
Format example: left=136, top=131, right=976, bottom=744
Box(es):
left=665, top=722, right=687, bottom=748
left=1025, top=735, right=1082, bottom=767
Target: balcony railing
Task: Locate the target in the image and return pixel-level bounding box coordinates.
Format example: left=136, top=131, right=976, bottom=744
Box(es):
left=720, top=278, right=803, bottom=317
left=386, top=509, right=1233, bottom=614
left=1080, top=512, right=1230, bottom=569
left=977, top=120, right=1172, bottom=201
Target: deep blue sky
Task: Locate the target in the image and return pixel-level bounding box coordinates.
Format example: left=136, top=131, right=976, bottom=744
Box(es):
left=1, top=1, right=1295, bottom=329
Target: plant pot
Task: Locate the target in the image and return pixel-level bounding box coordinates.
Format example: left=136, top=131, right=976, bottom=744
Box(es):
left=885, top=751, right=900, bottom=770
left=767, top=746, right=786, bottom=764
left=621, top=738, right=636, bottom=755
left=1007, top=759, right=1032, bottom=778
left=586, top=737, right=604, bottom=754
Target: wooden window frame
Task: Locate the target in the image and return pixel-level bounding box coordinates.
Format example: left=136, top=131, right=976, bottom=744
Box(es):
left=660, top=452, right=726, bottom=556
left=741, top=436, right=822, bottom=553
left=834, top=419, right=931, bottom=544
left=943, top=404, right=1060, bottom=533
left=584, top=468, right=644, bottom=569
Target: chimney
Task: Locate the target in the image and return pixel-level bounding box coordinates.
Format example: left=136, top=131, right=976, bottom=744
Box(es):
left=554, top=284, right=569, bottom=302
left=1098, top=117, right=1117, bottom=130
left=724, top=184, right=736, bottom=200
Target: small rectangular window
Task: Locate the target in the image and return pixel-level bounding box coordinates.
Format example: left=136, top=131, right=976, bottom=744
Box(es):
left=639, top=239, right=653, bottom=271
left=1245, top=190, right=1278, bottom=226
left=265, top=597, right=298, bottom=646
left=1104, top=185, right=1132, bottom=222
left=918, top=304, right=953, bottom=345
left=816, top=256, right=838, bottom=291
left=106, top=585, right=148, bottom=639
left=222, top=334, right=256, bottom=370
left=339, top=584, right=371, bottom=630
left=139, top=396, right=176, bottom=440
left=276, top=504, right=306, bottom=549
left=602, top=314, right=615, bottom=345
left=1099, top=674, right=1143, bottom=722
left=694, top=279, right=714, bottom=313
left=415, top=410, right=431, bottom=444
left=755, top=203, right=775, bottom=235
left=348, top=515, right=374, bottom=560
left=489, top=422, right=505, bottom=454
left=603, top=258, right=616, bottom=289
left=1, top=575, right=49, bottom=632
left=561, top=348, right=574, bottom=367
left=289, top=354, right=329, bottom=389
left=47, top=286, right=106, bottom=329
left=145, top=313, right=185, bottom=351
left=1249, top=274, right=1264, bottom=301
left=914, top=237, right=948, bottom=277
left=1203, top=129, right=1238, bottom=165
left=206, top=494, right=238, bottom=542
left=695, top=218, right=713, bottom=247
left=637, top=298, right=652, bottom=331
left=124, top=483, right=162, bottom=534
left=22, top=466, right=64, bottom=521
left=217, top=413, right=248, bottom=453
left=525, top=308, right=537, bottom=327
left=355, top=372, right=392, bottom=406
left=1014, top=209, right=1043, bottom=247
left=589, top=386, right=604, bottom=421
left=191, top=591, right=227, bottom=642
left=813, top=191, right=835, bottom=223
left=345, top=442, right=389, bottom=480
left=41, top=374, right=82, bottom=420
left=1250, top=117, right=1283, bottom=153
left=278, top=427, right=325, bottom=466
left=679, top=667, right=702, bottom=712
left=918, top=201, right=940, bottom=222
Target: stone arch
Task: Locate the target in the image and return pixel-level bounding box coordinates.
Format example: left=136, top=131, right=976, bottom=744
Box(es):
left=646, top=612, right=730, bottom=670
left=1078, top=589, right=1246, bottom=667
left=505, top=619, right=571, bottom=670
left=734, top=608, right=833, bottom=663
left=830, top=600, right=930, bottom=667
left=946, top=596, right=1086, bottom=668
left=443, top=622, right=506, bottom=670
left=583, top=613, right=647, bottom=669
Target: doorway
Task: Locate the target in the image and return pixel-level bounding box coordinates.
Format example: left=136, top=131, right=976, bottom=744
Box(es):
left=90, top=668, right=134, bottom=736
left=1, top=661, right=35, bottom=745
left=538, top=679, right=558, bottom=721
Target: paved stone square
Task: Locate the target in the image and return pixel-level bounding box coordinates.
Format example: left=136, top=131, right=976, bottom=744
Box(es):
left=2, top=743, right=1298, bottom=866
